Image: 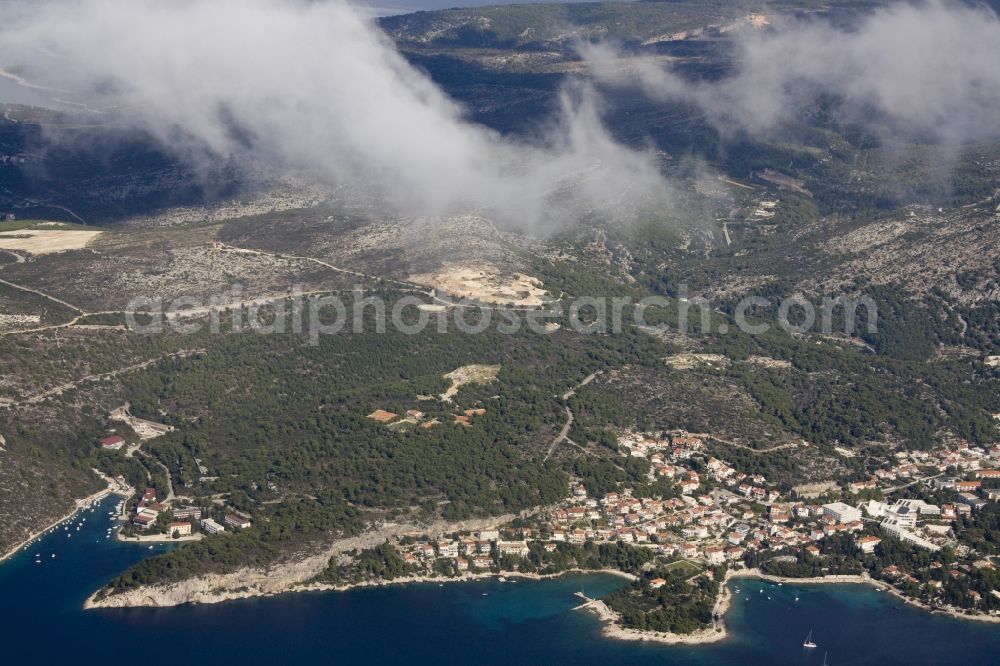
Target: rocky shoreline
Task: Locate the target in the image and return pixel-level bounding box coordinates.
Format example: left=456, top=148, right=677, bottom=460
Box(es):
left=84, top=556, right=1000, bottom=642
left=732, top=569, right=1000, bottom=626
left=583, top=567, right=1000, bottom=646
left=578, top=578, right=732, bottom=646
left=1, top=476, right=117, bottom=565
left=83, top=537, right=1000, bottom=640
left=85, top=565, right=637, bottom=609
left=85, top=513, right=518, bottom=609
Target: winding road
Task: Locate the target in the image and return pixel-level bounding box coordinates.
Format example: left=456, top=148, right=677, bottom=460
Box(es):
left=545, top=371, right=602, bottom=461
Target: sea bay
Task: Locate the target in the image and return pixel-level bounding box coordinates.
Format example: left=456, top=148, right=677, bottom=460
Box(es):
left=5, top=496, right=1000, bottom=665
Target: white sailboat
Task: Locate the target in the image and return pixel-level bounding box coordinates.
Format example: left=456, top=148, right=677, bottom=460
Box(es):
left=822, top=651, right=829, bottom=666
left=803, top=630, right=817, bottom=648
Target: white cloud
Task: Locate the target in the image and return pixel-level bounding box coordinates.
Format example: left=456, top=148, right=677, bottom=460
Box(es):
left=0, top=0, right=673, bottom=227
left=582, top=1, right=1000, bottom=146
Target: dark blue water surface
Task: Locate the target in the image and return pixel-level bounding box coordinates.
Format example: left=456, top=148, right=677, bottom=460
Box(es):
left=4, top=495, right=1000, bottom=665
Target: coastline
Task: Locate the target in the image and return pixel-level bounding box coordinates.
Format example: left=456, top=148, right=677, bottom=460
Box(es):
left=84, top=513, right=519, bottom=609
left=116, top=532, right=204, bottom=544
left=586, top=567, right=1000, bottom=646
left=298, top=567, right=637, bottom=595
left=85, top=565, right=636, bottom=609
left=83, top=549, right=1000, bottom=632
left=577, top=577, right=732, bottom=646
left=0, top=473, right=119, bottom=565
left=74, top=505, right=999, bottom=635
left=730, top=569, right=1000, bottom=626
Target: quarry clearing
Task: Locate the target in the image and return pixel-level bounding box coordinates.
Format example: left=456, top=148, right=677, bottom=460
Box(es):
left=0, top=228, right=103, bottom=255
left=409, top=264, right=547, bottom=308
left=440, top=364, right=500, bottom=402
left=742, top=356, right=792, bottom=370
left=664, top=353, right=730, bottom=370
left=109, top=404, right=174, bottom=440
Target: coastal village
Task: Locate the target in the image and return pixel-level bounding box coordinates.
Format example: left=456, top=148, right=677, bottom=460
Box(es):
left=94, top=404, right=255, bottom=544
left=38, top=407, right=1000, bottom=639
left=347, top=429, right=1000, bottom=628
left=124, top=484, right=252, bottom=539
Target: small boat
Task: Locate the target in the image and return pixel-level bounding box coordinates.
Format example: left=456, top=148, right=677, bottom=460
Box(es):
left=822, top=651, right=829, bottom=666
left=51, top=554, right=55, bottom=558
left=803, top=630, right=817, bottom=648
left=794, top=596, right=800, bottom=602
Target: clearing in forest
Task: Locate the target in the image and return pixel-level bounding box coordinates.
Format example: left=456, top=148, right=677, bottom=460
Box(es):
left=663, top=353, right=730, bottom=370
left=440, top=364, right=500, bottom=402
left=0, top=228, right=103, bottom=254
left=409, top=264, right=546, bottom=308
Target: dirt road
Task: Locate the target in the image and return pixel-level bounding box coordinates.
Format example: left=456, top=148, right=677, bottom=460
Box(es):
left=0, top=349, right=202, bottom=409
left=545, top=371, right=602, bottom=461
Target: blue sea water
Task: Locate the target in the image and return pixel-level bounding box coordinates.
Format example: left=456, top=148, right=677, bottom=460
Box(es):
left=4, top=495, right=1000, bottom=665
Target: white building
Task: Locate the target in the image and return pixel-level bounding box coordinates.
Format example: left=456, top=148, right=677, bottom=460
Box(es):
left=895, top=499, right=940, bottom=516
left=437, top=541, right=459, bottom=558
left=201, top=518, right=225, bottom=534
left=864, top=500, right=888, bottom=518
left=224, top=514, right=252, bottom=529
left=172, top=507, right=202, bottom=520
left=496, top=541, right=530, bottom=558
left=704, top=546, right=726, bottom=565
left=857, top=535, right=882, bottom=553
left=880, top=521, right=940, bottom=551
left=168, top=522, right=192, bottom=537
left=822, top=502, right=861, bottom=524
left=885, top=505, right=918, bottom=529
